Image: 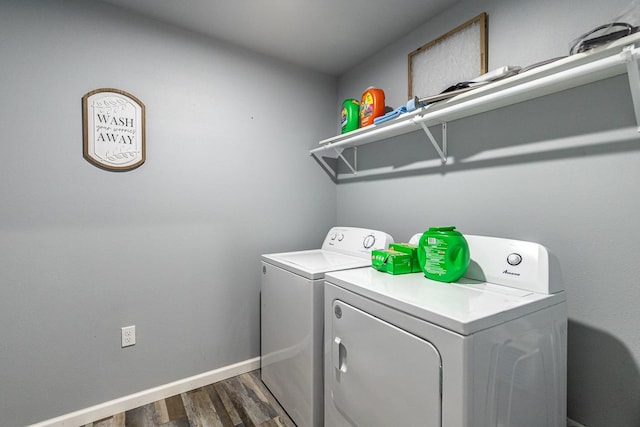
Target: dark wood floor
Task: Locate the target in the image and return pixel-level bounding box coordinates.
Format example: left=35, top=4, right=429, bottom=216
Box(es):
left=82, top=370, right=295, bottom=427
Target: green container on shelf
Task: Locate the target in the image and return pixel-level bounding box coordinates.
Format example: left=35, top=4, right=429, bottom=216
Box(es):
left=341, top=98, right=360, bottom=133
left=417, top=226, right=470, bottom=283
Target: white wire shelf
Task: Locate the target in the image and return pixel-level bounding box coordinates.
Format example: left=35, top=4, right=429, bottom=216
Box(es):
left=311, top=33, right=640, bottom=180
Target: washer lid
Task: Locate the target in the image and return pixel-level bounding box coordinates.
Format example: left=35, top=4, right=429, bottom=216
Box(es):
left=325, top=268, right=566, bottom=335
left=262, top=249, right=371, bottom=280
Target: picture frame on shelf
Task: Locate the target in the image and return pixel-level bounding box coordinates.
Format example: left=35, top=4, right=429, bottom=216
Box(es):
left=408, top=13, right=488, bottom=99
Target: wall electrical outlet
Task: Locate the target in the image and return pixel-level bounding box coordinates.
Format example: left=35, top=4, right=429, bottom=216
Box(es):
left=121, top=325, right=136, bottom=347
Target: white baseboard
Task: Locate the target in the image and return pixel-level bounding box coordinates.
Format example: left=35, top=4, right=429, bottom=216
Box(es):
left=567, top=417, right=587, bottom=427
left=29, top=357, right=261, bottom=427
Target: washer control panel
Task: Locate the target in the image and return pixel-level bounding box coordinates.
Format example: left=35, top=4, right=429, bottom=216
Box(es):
left=322, top=227, right=394, bottom=258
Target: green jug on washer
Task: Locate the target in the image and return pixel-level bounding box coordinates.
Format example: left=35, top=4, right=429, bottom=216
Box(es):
left=417, top=226, right=470, bottom=283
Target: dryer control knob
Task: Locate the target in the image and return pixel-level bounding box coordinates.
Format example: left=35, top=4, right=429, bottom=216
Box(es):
left=363, top=234, right=376, bottom=249
left=337, top=233, right=344, bottom=241
left=330, top=233, right=337, bottom=240
left=507, top=253, right=522, bottom=266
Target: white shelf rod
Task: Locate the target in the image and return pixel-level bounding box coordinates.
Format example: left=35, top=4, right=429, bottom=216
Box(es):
left=622, top=45, right=640, bottom=131
left=412, top=44, right=640, bottom=130
left=417, top=121, right=447, bottom=163
left=443, top=122, right=448, bottom=159
left=310, top=117, right=418, bottom=154
left=336, top=147, right=357, bottom=175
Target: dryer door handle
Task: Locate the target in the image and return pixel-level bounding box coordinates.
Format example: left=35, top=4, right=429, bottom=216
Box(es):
left=333, top=336, right=347, bottom=373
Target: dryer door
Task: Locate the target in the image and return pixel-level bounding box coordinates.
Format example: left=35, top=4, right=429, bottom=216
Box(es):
left=328, top=300, right=442, bottom=427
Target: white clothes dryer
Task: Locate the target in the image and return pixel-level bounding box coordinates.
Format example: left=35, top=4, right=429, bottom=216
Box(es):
left=261, top=226, right=393, bottom=427
left=324, top=234, right=567, bottom=427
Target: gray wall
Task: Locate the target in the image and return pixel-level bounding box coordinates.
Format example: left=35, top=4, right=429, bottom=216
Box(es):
left=3, top=0, right=640, bottom=426
left=336, top=0, right=640, bottom=426
left=0, top=1, right=336, bottom=425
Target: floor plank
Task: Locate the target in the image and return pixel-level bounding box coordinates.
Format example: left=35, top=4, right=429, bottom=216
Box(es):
left=79, top=369, right=295, bottom=427
left=181, top=388, right=225, bottom=427
left=165, top=394, right=188, bottom=422
left=210, top=382, right=245, bottom=426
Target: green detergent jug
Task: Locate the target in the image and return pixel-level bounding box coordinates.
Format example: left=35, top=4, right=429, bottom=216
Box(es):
left=341, top=98, right=360, bottom=133
left=417, top=226, right=470, bottom=283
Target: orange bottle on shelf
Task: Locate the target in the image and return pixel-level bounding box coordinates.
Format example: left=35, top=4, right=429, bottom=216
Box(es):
left=359, top=87, right=385, bottom=127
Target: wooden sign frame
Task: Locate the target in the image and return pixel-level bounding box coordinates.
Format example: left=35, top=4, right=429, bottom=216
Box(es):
left=82, top=88, right=146, bottom=171
left=408, top=13, right=488, bottom=99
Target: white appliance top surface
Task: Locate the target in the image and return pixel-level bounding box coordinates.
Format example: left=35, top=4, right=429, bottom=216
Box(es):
left=261, top=227, right=394, bottom=280
left=325, top=267, right=566, bottom=335
left=262, top=249, right=371, bottom=280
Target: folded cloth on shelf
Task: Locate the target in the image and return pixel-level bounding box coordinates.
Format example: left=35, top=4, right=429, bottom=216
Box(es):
left=373, top=105, right=408, bottom=125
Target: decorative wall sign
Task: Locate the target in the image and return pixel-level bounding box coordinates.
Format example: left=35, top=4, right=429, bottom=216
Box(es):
left=408, top=13, right=488, bottom=99
left=82, top=88, right=145, bottom=171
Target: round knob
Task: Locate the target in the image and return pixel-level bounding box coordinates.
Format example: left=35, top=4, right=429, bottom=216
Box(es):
left=330, top=233, right=337, bottom=240
left=507, top=253, right=522, bottom=266
left=337, top=233, right=344, bottom=241
left=363, top=234, right=376, bottom=249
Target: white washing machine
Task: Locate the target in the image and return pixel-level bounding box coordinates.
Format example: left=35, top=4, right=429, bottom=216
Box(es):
left=261, top=226, right=394, bottom=427
left=324, top=234, right=567, bottom=427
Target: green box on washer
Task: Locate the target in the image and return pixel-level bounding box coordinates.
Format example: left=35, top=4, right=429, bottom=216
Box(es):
left=371, top=249, right=413, bottom=275
left=389, top=243, right=422, bottom=272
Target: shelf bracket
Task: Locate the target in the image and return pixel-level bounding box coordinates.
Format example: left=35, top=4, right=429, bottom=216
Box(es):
left=622, top=44, right=640, bottom=132
left=416, top=121, right=448, bottom=163
left=335, top=146, right=357, bottom=175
